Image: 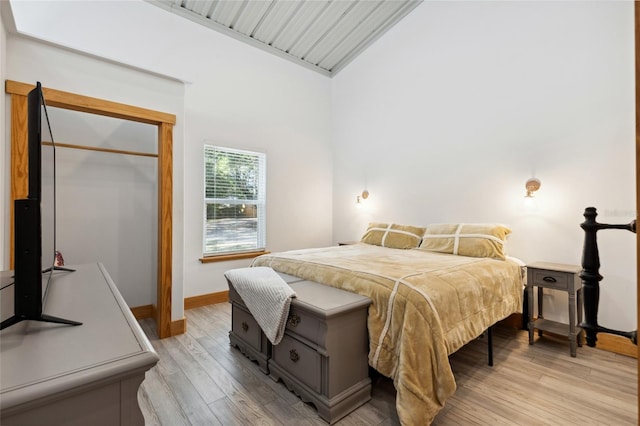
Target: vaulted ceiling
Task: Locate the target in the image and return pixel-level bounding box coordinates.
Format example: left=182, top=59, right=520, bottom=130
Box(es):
left=148, top=0, right=422, bottom=77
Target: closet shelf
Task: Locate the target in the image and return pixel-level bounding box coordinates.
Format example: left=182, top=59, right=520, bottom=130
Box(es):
left=43, top=141, right=157, bottom=158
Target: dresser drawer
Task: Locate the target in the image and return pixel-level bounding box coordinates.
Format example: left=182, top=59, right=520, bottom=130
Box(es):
left=530, top=269, right=569, bottom=291
left=231, top=304, right=262, bottom=351
left=272, top=334, right=322, bottom=393
left=285, top=306, right=322, bottom=345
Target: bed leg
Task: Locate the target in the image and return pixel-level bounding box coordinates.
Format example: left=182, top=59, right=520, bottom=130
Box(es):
left=487, top=326, right=493, bottom=367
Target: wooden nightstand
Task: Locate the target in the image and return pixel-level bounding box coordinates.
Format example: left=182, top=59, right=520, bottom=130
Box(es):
left=527, top=261, right=584, bottom=357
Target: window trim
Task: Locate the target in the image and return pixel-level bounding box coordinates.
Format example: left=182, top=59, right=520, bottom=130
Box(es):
left=199, top=249, right=270, bottom=264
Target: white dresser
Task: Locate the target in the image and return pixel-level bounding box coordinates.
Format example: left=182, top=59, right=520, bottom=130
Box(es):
left=0, top=263, right=158, bottom=426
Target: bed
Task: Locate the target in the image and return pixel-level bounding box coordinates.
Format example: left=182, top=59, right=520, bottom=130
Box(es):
left=252, top=222, right=525, bottom=424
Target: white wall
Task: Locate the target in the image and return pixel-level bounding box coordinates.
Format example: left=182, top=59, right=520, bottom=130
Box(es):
left=332, top=1, right=636, bottom=331
left=0, top=3, right=9, bottom=320
left=0, top=0, right=19, bottom=274
left=5, top=0, right=333, bottom=311
left=5, top=35, right=185, bottom=318
left=39, top=108, right=159, bottom=308
left=182, top=66, right=333, bottom=298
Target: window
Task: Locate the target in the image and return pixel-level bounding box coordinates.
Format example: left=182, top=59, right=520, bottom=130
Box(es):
left=203, top=145, right=266, bottom=256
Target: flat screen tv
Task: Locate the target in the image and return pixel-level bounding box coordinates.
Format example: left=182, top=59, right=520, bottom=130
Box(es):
left=0, top=82, right=81, bottom=330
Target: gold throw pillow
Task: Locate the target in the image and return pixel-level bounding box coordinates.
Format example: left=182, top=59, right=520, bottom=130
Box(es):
left=419, top=223, right=511, bottom=260
left=361, top=222, right=426, bottom=249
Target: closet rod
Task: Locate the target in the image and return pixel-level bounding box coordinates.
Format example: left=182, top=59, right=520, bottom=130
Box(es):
left=42, top=141, right=158, bottom=158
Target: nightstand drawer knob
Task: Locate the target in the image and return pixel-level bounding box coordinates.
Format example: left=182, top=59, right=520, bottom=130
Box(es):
left=543, top=276, right=557, bottom=283
left=290, top=349, right=300, bottom=363
left=241, top=321, right=249, bottom=332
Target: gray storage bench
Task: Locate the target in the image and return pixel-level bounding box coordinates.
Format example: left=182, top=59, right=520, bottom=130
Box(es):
left=227, top=274, right=372, bottom=424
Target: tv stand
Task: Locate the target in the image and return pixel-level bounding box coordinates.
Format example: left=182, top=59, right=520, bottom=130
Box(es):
left=1, top=267, right=82, bottom=330
left=0, top=312, right=82, bottom=330
left=42, top=265, right=76, bottom=273
left=0, top=263, right=158, bottom=426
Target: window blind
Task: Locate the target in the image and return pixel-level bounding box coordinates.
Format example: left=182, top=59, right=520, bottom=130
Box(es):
left=203, top=145, right=266, bottom=255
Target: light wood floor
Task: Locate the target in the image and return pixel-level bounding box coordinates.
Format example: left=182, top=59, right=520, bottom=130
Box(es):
left=138, top=303, right=637, bottom=425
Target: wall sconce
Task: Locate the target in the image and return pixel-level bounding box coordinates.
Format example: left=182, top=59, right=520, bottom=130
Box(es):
left=356, top=190, right=369, bottom=207
left=525, top=178, right=541, bottom=198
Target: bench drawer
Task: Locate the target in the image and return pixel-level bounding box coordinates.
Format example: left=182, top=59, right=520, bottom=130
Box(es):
left=272, top=334, right=322, bottom=394
left=231, top=304, right=262, bottom=351
left=285, top=306, right=322, bottom=345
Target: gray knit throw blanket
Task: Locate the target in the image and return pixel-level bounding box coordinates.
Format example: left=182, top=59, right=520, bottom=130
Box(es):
left=224, top=267, right=296, bottom=345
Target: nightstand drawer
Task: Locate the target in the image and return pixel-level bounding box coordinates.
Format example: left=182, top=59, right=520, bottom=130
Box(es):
left=530, top=269, right=569, bottom=291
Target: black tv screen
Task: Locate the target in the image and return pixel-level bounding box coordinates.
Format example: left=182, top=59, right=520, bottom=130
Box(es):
left=27, top=82, right=42, bottom=200
left=0, top=82, right=80, bottom=330
left=11, top=82, right=45, bottom=321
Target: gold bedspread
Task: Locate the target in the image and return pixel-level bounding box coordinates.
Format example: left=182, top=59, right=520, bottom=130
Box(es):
left=252, top=244, right=524, bottom=425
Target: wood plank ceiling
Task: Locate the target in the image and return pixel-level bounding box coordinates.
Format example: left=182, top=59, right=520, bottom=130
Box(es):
left=147, top=0, right=422, bottom=77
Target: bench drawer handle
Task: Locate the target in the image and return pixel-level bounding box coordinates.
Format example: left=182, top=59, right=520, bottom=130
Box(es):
left=287, top=313, right=301, bottom=327
left=543, top=276, right=557, bottom=283
left=241, top=321, right=249, bottom=332
left=290, top=349, right=300, bottom=363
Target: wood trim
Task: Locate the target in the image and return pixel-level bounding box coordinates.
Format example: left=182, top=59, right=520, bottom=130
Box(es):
left=507, top=313, right=636, bottom=359
left=185, top=291, right=229, bottom=310
left=9, top=94, right=28, bottom=268
left=635, top=2, right=640, bottom=418
left=5, top=80, right=176, bottom=125
left=130, top=304, right=156, bottom=320
left=171, top=318, right=186, bottom=335
left=130, top=306, right=186, bottom=339
left=530, top=321, right=637, bottom=359
left=157, top=122, right=173, bottom=338
left=6, top=80, right=176, bottom=339
left=595, top=333, right=637, bottom=359
left=200, top=250, right=269, bottom=263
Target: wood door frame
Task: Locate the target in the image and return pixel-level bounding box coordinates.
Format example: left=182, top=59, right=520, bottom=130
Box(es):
left=636, top=3, right=640, bottom=419
left=5, top=80, right=178, bottom=338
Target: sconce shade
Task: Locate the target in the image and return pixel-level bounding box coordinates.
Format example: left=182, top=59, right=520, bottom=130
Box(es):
left=525, top=178, right=541, bottom=197
left=356, top=190, right=370, bottom=206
